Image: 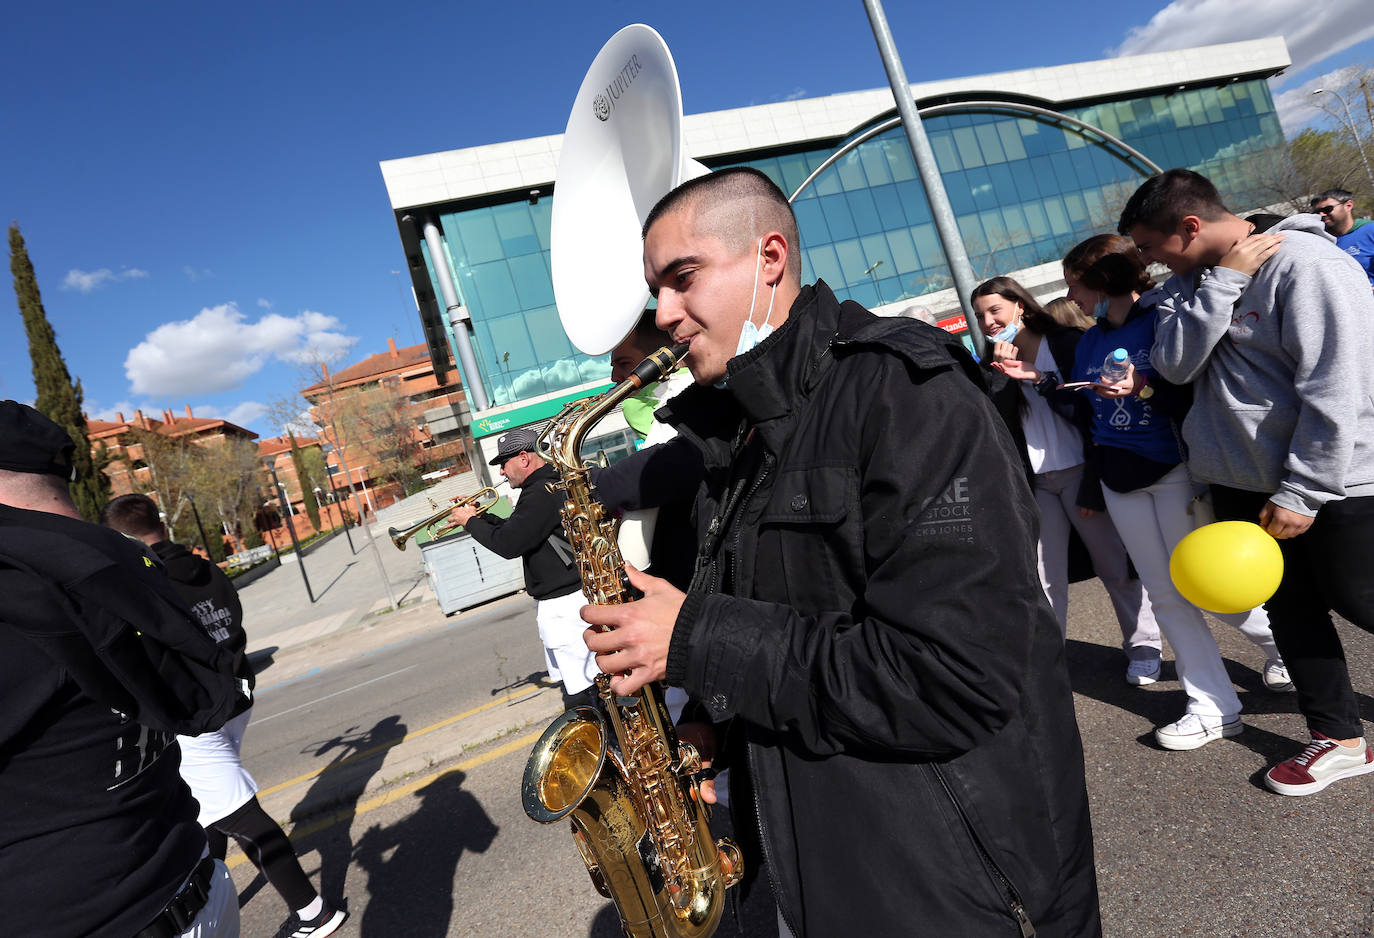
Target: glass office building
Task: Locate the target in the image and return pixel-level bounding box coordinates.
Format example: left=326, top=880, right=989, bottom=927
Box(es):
left=738, top=79, right=1283, bottom=311
left=384, top=38, right=1290, bottom=439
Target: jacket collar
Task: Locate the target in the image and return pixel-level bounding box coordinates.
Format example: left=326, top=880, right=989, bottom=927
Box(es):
left=662, top=280, right=846, bottom=456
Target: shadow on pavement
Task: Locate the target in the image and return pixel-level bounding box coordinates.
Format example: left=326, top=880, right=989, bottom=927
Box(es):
left=247, top=645, right=279, bottom=677
left=312, top=561, right=358, bottom=601
left=1067, top=637, right=1374, bottom=770
left=491, top=670, right=558, bottom=697
left=288, top=714, right=409, bottom=906
left=351, top=769, right=498, bottom=936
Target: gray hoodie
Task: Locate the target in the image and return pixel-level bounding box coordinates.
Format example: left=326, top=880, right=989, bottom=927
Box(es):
left=1150, top=213, right=1374, bottom=515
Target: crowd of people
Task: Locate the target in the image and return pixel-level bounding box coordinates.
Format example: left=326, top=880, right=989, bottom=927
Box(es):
left=3, top=165, right=1373, bottom=938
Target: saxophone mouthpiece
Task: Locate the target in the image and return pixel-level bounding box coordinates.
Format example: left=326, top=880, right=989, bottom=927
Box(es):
left=629, top=343, right=689, bottom=388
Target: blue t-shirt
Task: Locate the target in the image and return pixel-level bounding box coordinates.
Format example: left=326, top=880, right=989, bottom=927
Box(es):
left=1336, top=219, right=1374, bottom=288
left=1072, top=303, right=1182, bottom=465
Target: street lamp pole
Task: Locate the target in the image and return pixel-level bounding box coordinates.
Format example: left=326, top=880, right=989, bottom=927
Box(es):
left=1312, top=88, right=1374, bottom=193
left=184, top=491, right=214, bottom=560
left=265, top=457, right=315, bottom=603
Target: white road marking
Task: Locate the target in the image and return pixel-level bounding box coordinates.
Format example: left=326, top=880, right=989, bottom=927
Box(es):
left=252, top=666, right=418, bottom=724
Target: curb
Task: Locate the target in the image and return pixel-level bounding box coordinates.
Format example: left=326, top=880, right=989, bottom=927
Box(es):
left=249, top=684, right=564, bottom=846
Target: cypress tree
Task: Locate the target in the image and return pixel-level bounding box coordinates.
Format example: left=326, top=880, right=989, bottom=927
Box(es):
left=288, top=431, right=321, bottom=530
left=9, top=222, right=110, bottom=520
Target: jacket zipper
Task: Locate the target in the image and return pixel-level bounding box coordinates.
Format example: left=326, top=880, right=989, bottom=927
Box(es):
left=932, top=765, right=1037, bottom=937
left=747, top=742, right=801, bottom=938
left=734, top=452, right=800, bottom=936
left=731, top=452, right=773, bottom=598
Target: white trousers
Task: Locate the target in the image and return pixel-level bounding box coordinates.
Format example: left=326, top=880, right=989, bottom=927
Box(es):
left=1100, top=464, right=1280, bottom=719
left=1033, top=464, right=1161, bottom=659
left=178, top=709, right=258, bottom=826
left=537, top=589, right=600, bottom=694
left=178, top=858, right=240, bottom=937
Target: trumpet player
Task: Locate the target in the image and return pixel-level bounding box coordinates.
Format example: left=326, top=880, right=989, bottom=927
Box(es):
left=447, top=428, right=593, bottom=705
left=580, top=168, right=1101, bottom=938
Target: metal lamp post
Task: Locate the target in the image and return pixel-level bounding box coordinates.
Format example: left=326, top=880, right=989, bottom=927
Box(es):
left=1312, top=88, right=1374, bottom=193
left=265, top=456, right=315, bottom=603
left=184, top=491, right=214, bottom=560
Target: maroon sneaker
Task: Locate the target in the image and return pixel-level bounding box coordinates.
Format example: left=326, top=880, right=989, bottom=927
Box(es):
left=1264, top=733, right=1374, bottom=796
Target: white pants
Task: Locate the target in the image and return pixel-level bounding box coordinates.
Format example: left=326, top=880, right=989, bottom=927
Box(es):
left=178, top=709, right=258, bottom=826
left=1033, top=464, right=1161, bottom=659
left=178, top=858, right=240, bottom=937
left=1101, top=464, right=1280, bottom=719
left=537, top=589, right=600, bottom=694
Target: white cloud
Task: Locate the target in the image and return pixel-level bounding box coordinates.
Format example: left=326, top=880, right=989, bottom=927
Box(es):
left=194, top=400, right=268, bottom=428
left=62, top=267, right=149, bottom=293
left=257, top=298, right=272, bottom=309
left=1271, top=65, right=1364, bottom=134
left=124, top=303, right=358, bottom=397
left=183, top=266, right=213, bottom=282
left=1114, top=1, right=1374, bottom=85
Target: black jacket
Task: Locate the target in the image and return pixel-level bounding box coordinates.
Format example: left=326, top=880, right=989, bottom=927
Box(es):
left=462, top=463, right=581, bottom=601
left=589, top=437, right=704, bottom=590
left=0, top=506, right=239, bottom=938
left=660, top=282, right=1101, bottom=938
left=152, top=539, right=255, bottom=691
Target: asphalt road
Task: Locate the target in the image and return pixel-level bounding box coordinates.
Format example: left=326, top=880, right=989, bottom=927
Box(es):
left=225, top=529, right=1374, bottom=938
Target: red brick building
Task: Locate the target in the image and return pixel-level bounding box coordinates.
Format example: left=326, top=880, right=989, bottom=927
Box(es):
left=88, top=406, right=258, bottom=497
left=302, top=337, right=474, bottom=509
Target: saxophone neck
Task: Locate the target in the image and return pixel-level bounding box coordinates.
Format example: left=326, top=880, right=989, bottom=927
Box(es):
left=544, top=343, right=689, bottom=470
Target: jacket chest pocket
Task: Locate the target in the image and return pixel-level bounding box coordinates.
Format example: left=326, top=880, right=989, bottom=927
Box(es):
left=753, top=466, right=863, bottom=608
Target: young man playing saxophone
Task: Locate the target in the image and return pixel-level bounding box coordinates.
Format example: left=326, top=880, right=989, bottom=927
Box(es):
left=579, top=168, right=1101, bottom=937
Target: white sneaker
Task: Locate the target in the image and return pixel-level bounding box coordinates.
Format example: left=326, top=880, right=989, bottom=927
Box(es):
left=1262, top=658, right=1294, bottom=692
left=1125, top=657, right=1162, bottom=686
left=1264, top=735, right=1374, bottom=796
left=1155, top=713, right=1243, bottom=751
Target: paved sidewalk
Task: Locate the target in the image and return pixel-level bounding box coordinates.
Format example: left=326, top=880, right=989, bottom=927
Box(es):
left=238, top=523, right=441, bottom=652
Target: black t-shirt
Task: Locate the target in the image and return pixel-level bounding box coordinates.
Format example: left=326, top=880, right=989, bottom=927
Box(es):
left=0, top=507, right=223, bottom=937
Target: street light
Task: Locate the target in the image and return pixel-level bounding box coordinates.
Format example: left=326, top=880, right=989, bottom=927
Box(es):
left=265, top=456, right=315, bottom=603
left=1311, top=88, right=1374, bottom=193
left=184, top=492, right=214, bottom=560
left=863, top=259, right=885, bottom=306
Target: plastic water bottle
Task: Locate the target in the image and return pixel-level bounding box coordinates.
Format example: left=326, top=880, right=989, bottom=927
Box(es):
left=1101, top=347, right=1131, bottom=384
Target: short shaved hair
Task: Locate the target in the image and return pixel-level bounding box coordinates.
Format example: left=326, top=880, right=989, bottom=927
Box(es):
left=100, top=492, right=165, bottom=539
left=643, top=167, right=802, bottom=283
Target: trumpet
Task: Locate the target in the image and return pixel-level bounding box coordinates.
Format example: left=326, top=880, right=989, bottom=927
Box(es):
left=387, top=487, right=498, bottom=550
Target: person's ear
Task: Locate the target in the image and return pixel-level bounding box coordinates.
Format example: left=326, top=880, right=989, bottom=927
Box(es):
left=1179, top=215, right=1202, bottom=241
left=759, top=231, right=789, bottom=286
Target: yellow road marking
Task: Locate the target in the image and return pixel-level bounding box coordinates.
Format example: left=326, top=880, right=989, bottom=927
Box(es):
left=254, top=685, right=542, bottom=799
left=226, top=728, right=544, bottom=870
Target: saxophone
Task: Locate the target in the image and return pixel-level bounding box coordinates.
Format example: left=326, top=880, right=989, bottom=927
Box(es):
left=520, top=343, right=743, bottom=938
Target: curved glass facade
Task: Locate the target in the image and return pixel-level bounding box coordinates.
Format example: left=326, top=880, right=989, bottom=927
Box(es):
left=428, top=78, right=1284, bottom=408
left=422, top=199, right=609, bottom=409
left=736, top=79, right=1282, bottom=310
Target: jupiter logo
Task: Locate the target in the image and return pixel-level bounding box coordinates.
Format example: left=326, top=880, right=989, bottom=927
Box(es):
left=593, top=54, right=643, bottom=122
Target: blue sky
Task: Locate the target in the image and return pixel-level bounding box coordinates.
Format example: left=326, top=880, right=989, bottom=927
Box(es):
left=4, top=0, right=1372, bottom=437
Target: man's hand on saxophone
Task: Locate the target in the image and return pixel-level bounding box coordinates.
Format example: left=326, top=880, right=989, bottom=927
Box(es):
left=581, top=562, right=682, bottom=695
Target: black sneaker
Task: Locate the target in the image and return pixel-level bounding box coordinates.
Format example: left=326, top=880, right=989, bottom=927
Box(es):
left=274, top=902, right=349, bottom=938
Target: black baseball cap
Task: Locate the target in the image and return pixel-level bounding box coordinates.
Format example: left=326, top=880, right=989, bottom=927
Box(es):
left=0, top=401, right=77, bottom=480
left=488, top=427, right=540, bottom=465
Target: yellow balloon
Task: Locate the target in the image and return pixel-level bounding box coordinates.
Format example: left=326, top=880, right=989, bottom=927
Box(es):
left=1169, top=521, right=1284, bottom=614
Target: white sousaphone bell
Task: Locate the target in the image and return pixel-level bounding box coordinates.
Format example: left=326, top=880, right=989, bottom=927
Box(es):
left=550, top=23, right=709, bottom=357
left=550, top=24, right=709, bottom=571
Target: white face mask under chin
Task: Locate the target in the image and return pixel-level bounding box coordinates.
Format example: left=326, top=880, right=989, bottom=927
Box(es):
left=717, top=239, right=778, bottom=387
